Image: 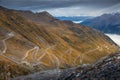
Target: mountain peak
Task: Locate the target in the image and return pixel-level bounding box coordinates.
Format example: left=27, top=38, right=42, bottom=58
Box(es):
left=36, top=11, right=54, bottom=19
left=37, top=11, right=50, bottom=15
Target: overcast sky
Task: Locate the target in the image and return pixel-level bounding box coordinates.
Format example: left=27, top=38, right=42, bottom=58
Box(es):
left=0, top=0, right=120, bottom=16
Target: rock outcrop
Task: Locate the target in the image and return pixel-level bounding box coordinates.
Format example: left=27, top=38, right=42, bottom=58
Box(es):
left=58, top=52, right=120, bottom=80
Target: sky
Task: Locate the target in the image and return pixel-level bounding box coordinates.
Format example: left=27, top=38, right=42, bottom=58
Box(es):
left=0, top=0, right=120, bottom=16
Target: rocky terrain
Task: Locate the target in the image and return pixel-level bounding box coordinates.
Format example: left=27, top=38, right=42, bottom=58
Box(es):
left=0, top=61, right=32, bottom=80
left=0, top=6, right=119, bottom=79
left=58, top=51, right=120, bottom=80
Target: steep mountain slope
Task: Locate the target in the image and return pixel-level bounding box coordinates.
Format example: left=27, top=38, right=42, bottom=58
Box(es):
left=81, top=13, right=120, bottom=34
left=0, top=6, right=119, bottom=79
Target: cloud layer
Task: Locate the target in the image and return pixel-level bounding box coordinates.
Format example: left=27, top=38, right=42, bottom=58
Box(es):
left=0, top=0, right=120, bottom=16
left=106, top=34, right=120, bottom=47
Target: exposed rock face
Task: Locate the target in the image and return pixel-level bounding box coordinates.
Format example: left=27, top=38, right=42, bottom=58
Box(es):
left=0, top=6, right=119, bottom=79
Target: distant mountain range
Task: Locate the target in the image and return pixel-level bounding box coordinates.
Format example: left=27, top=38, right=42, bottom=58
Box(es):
left=56, top=16, right=92, bottom=23
left=81, top=13, right=120, bottom=34
left=56, top=13, right=120, bottom=35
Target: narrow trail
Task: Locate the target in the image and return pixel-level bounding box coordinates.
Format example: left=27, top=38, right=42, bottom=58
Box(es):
left=36, top=48, right=46, bottom=61
left=32, top=48, right=46, bottom=66
left=74, top=55, right=81, bottom=65
left=60, top=48, right=73, bottom=64
left=31, top=44, right=59, bottom=68
left=33, top=46, right=39, bottom=62
left=74, top=44, right=118, bottom=65
left=0, top=32, right=14, bottom=54
left=22, top=46, right=39, bottom=60
left=21, top=46, right=39, bottom=66
left=65, top=48, right=73, bottom=63
left=74, top=46, right=100, bottom=65
left=0, top=54, right=20, bottom=64
left=45, top=45, right=60, bottom=68
left=47, top=51, right=60, bottom=68
left=0, top=32, right=19, bottom=64
left=81, top=47, right=100, bottom=64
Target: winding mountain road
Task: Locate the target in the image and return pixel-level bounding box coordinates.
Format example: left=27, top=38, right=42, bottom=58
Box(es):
left=74, top=46, right=100, bottom=65
left=0, top=32, right=20, bottom=64
left=22, top=46, right=39, bottom=60
left=0, top=32, right=14, bottom=54
left=0, top=31, right=118, bottom=68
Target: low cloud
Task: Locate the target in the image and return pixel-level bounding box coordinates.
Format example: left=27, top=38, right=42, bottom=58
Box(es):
left=0, top=0, right=120, bottom=16
left=106, top=34, right=120, bottom=47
